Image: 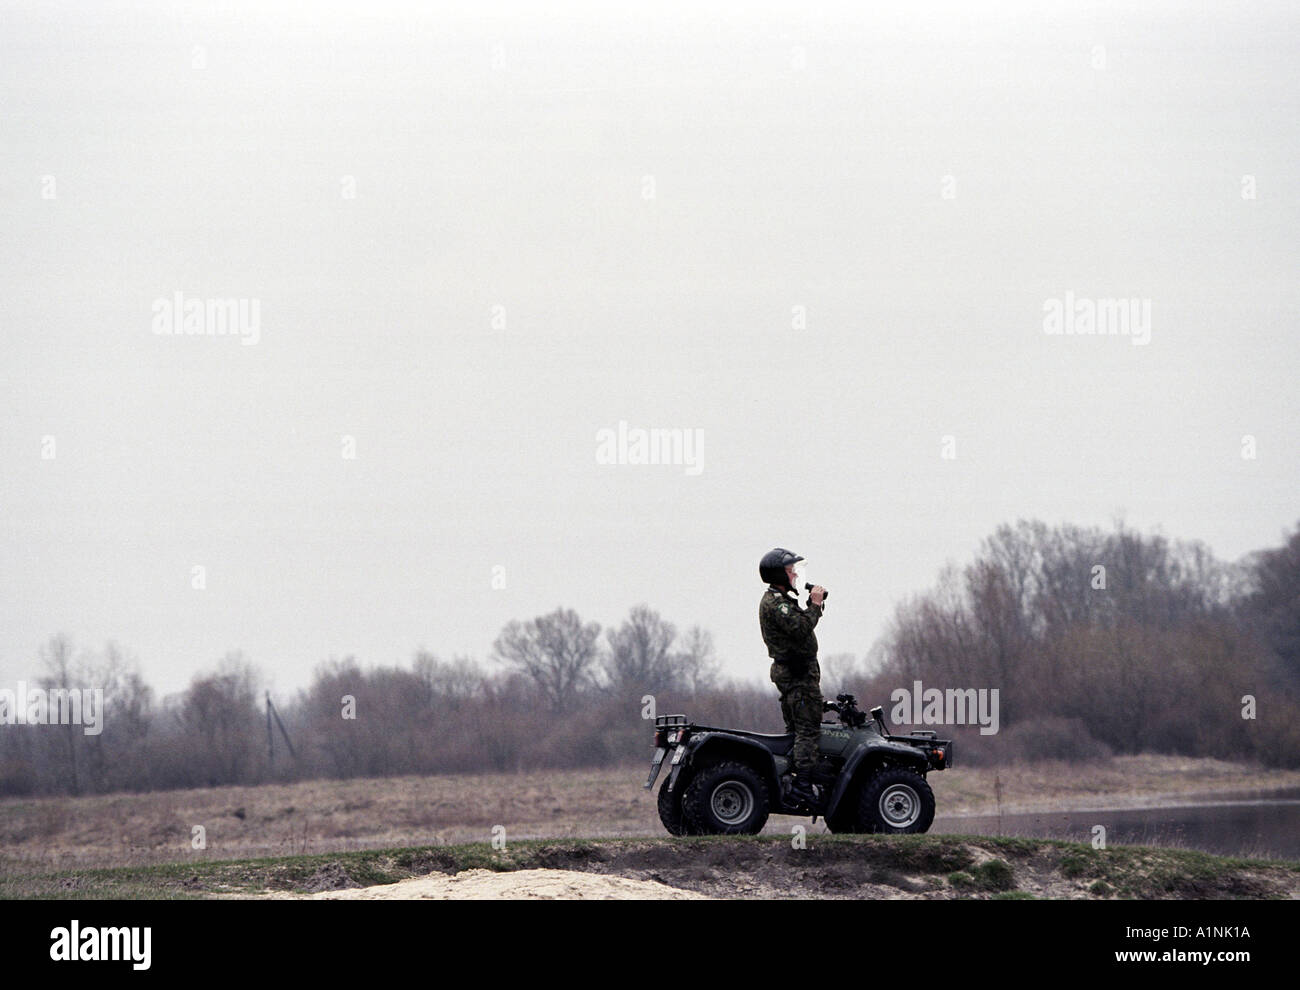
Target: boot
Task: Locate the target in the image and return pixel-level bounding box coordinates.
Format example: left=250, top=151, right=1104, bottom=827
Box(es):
left=808, top=759, right=839, bottom=787
left=787, top=773, right=823, bottom=811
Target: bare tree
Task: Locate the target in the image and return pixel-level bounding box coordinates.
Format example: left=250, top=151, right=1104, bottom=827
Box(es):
left=674, top=625, right=722, bottom=694
left=604, top=605, right=678, bottom=696
left=37, top=634, right=84, bottom=794
left=81, top=641, right=154, bottom=792
left=1241, top=520, right=1300, bottom=680
left=175, top=652, right=262, bottom=785
left=493, top=608, right=602, bottom=713
left=413, top=651, right=483, bottom=711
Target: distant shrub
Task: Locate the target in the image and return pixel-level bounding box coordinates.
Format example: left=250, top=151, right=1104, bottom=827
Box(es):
left=1000, top=716, right=1113, bottom=763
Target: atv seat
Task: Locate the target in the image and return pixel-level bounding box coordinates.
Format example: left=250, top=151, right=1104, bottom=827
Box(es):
left=725, top=729, right=794, bottom=756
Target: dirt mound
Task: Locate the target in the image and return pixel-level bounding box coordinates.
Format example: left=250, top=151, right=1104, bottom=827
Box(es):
left=309, top=867, right=706, bottom=900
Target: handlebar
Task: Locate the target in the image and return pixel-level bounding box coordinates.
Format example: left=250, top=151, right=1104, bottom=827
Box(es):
left=823, top=693, right=868, bottom=728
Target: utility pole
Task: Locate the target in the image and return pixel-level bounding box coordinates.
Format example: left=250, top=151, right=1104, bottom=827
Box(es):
left=266, top=692, right=296, bottom=761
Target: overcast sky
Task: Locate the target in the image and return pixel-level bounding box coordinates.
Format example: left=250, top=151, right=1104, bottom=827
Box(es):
left=2, top=0, right=1296, bottom=698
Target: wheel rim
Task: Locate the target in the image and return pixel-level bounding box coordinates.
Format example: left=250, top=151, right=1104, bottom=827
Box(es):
left=878, top=783, right=921, bottom=828
left=710, top=781, right=755, bottom=825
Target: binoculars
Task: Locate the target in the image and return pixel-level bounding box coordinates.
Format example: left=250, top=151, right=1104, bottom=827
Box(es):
left=804, top=582, right=828, bottom=601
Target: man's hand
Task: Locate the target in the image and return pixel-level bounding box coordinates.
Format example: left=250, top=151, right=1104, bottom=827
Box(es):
left=809, top=585, right=826, bottom=606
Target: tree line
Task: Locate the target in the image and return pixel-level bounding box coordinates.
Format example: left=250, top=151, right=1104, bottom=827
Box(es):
left=2, top=518, right=1298, bottom=796
left=869, top=519, right=1300, bottom=765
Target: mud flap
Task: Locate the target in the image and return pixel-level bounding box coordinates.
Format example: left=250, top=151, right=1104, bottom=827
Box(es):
left=665, top=745, right=690, bottom=792
left=644, top=747, right=667, bottom=789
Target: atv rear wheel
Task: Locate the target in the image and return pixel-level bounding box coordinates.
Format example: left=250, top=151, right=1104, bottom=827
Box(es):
left=682, top=760, right=770, bottom=835
left=657, top=775, right=700, bottom=836
left=856, top=768, right=935, bottom=834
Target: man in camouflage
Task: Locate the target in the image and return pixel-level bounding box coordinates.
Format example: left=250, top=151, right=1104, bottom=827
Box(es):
left=758, top=548, right=829, bottom=804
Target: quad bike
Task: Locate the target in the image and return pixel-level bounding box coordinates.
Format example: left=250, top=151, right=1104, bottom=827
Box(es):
left=644, top=694, right=952, bottom=836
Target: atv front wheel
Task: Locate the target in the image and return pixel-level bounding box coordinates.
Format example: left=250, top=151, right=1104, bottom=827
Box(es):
left=657, top=775, right=701, bottom=836
left=856, top=768, right=935, bottom=834
left=681, top=760, right=771, bottom=835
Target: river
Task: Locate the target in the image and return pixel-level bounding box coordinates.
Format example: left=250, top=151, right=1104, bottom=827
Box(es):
left=931, top=788, right=1300, bottom=860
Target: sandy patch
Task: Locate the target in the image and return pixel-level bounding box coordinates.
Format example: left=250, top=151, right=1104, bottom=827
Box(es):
left=305, top=868, right=708, bottom=900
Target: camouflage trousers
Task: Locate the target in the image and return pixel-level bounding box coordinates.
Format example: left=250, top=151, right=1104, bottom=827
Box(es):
left=770, top=659, right=823, bottom=773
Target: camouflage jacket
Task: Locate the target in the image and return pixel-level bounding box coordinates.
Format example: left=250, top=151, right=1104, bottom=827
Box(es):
left=759, top=584, right=822, bottom=667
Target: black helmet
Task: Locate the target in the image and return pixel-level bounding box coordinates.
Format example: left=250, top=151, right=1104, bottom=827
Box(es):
left=760, top=547, right=803, bottom=588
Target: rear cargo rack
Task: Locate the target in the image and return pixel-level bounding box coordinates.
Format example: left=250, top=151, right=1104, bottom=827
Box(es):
left=654, top=714, right=688, bottom=728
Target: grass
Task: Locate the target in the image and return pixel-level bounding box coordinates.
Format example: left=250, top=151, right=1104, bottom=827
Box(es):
left=1, top=832, right=1294, bottom=901
left=947, top=861, right=1014, bottom=892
